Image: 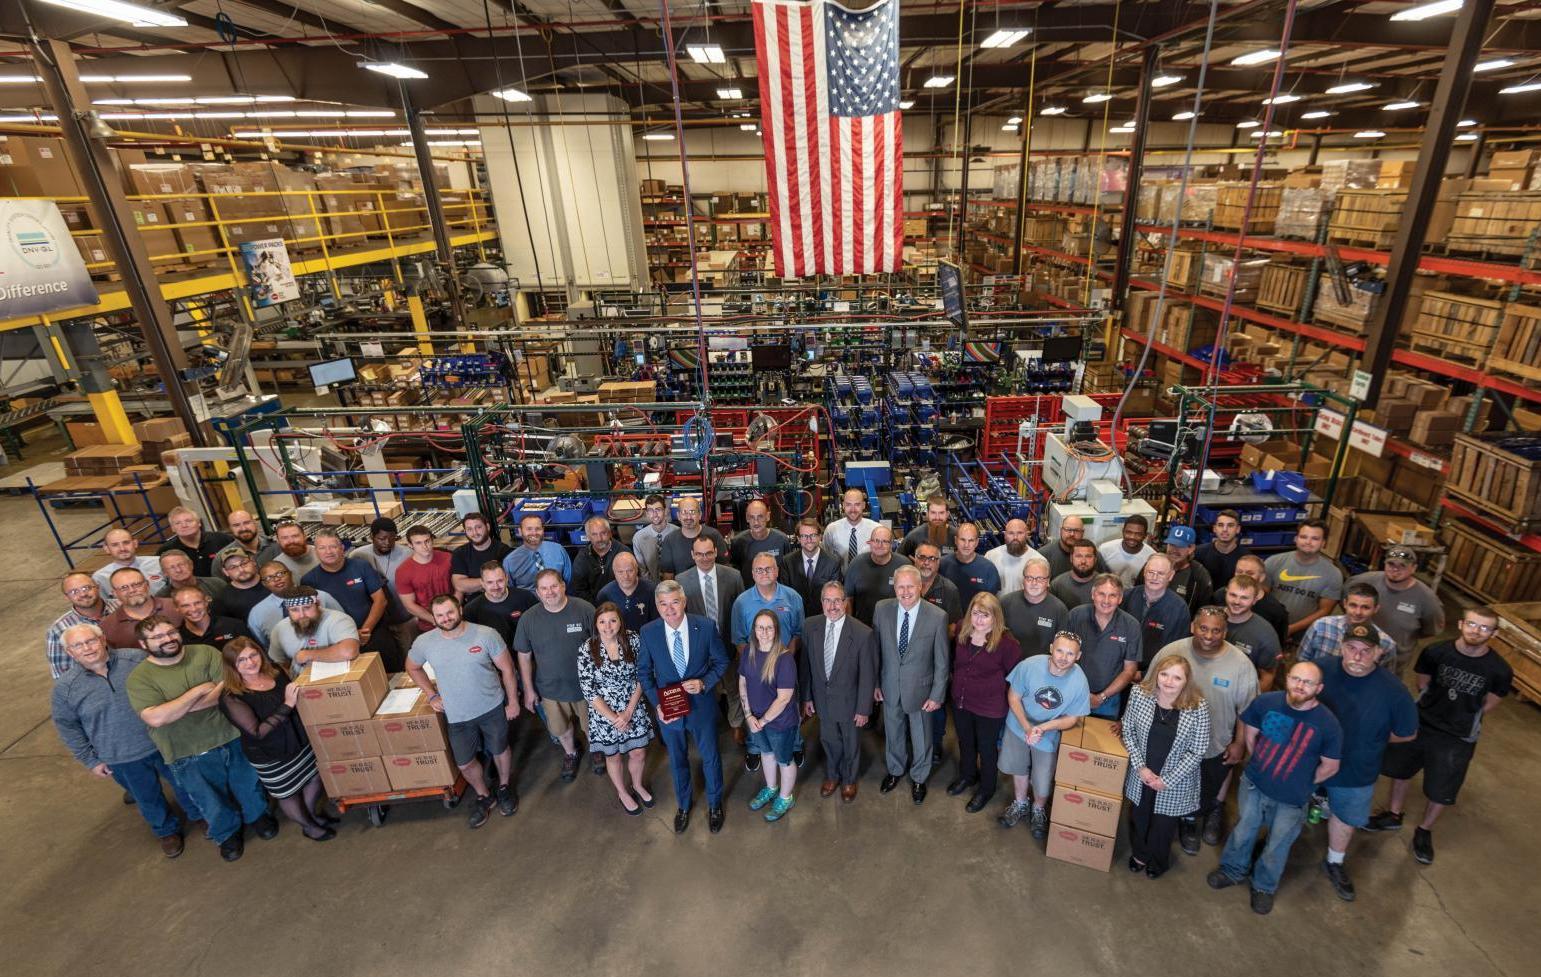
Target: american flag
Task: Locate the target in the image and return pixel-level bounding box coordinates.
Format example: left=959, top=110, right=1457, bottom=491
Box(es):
left=752, top=0, right=904, bottom=278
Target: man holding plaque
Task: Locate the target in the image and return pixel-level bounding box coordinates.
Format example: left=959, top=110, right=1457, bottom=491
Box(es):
left=637, top=580, right=730, bottom=834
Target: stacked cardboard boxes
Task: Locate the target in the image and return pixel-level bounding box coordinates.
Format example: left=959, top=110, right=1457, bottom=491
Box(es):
left=1046, top=717, right=1129, bottom=871
left=373, top=674, right=457, bottom=790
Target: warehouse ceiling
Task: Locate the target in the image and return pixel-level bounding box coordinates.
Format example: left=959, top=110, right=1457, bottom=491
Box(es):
left=3, top=1, right=1541, bottom=139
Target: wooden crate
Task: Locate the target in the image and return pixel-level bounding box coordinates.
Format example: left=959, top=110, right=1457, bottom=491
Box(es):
left=1489, top=602, right=1541, bottom=704
left=1311, top=273, right=1378, bottom=333
left=1164, top=244, right=1208, bottom=291
left=1021, top=215, right=1066, bottom=245
left=1491, top=301, right=1541, bottom=384
left=1446, top=433, right=1541, bottom=532
left=1448, top=191, right=1541, bottom=257
left=1326, top=188, right=1406, bottom=249
left=1255, top=260, right=1310, bottom=316
left=1440, top=517, right=1541, bottom=604
left=1409, top=289, right=1502, bottom=365
left=1211, top=183, right=1282, bottom=234
left=1197, top=254, right=1268, bottom=303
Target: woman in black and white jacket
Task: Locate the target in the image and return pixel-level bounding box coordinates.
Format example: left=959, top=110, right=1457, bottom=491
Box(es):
left=1120, top=653, right=1212, bottom=878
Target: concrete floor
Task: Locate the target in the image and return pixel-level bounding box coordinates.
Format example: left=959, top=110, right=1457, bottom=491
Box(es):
left=1, top=487, right=1537, bottom=977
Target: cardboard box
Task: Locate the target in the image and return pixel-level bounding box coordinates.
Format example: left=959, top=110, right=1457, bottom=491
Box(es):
left=383, top=750, right=457, bottom=790
left=293, top=652, right=389, bottom=725
left=307, top=718, right=383, bottom=762
left=373, top=674, right=450, bottom=755
left=1055, top=717, right=1130, bottom=797
left=1045, top=821, right=1117, bottom=872
left=1490, top=149, right=1539, bottom=172
left=66, top=421, right=109, bottom=447
left=132, top=417, right=186, bottom=442
left=0, top=135, right=82, bottom=196
left=317, top=756, right=392, bottom=797
left=1050, top=783, right=1124, bottom=837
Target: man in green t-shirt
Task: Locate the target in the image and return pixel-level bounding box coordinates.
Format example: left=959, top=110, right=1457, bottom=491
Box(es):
left=126, top=614, right=275, bottom=862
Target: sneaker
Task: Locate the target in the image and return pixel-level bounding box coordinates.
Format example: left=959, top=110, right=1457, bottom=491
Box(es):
left=1202, top=809, right=1224, bottom=846
left=765, top=795, right=795, bottom=822
left=560, top=753, right=579, bottom=783
left=1029, top=806, right=1049, bottom=840
left=1412, top=827, right=1435, bottom=865
left=1207, top=869, right=1244, bottom=890
left=467, top=794, right=493, bottom=829
left=997, top=800, right=1030, bottom=828
left=496, top=783, right=519, bottom=817
left=1178, top=818, right=1201, bottom=855
left=1365, top=810, right=1404, bottom=832
left=748, top=786, right=778, bottom=811
left=1322, top=859, right=1356, bottom=901
left=1250, top=888, right=1275, bottom=915
left=745, top=753, right=762, bottom=773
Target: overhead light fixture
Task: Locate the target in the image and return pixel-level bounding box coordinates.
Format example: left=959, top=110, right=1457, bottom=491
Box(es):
left=493, top=88, right=532, bottom=102
left=1248, top=130, right=1285, bottom=138
left=1474, top=59, right=1515, bottom=73
left=1082, top=92, right=1112, bottom=103
left=1236, top=120, right=1261, bottom=128
left=899, top=100, right=915, bottom=109
left=1456, top=132, right=1481, bottom=141
left=1354, top=130, right=1386, bottom=138
left=923, top=75, right=954, bottom=88
left=0, top=76, right=41, bottom=84
left=739, top=123, right=757, bottom=131
left=1007, top=115, right=1022, bottom=125
left=1500, top=81, right=1541, bottom=94
left=1040, top=105, right=1067, bottom=116
left=1390, top=0, right=1463, bottom=21
left=1263, top=94, right=1302, bottom=105
left=192, top=112, right=244, bottom=119
left=687, top=44, right=726, bottom=64
left=36, top=0, right=187, bottom=28
left=1300, top=110, right=1334, bottom=120
left=642, top=132, right=675, bottom=141
left=1383, top=101, right=1421, bottom=111
left=0, top=114, right=58, bottom=122
left=345, top=110, right=396, bottom=117
left=296, top=110, right=347, bottom=118
left=1231, top=49, right=1282, bottom=67
left=1458, top=118, right=1478, bottom=127
left=716, top=87, right=743, bottom=100
left=1152, top=74, right=1183, bottom=88
left=78, top=74, right=193, bottom=83
left=1002, top=124, right=1019, bottom=132
left=980, top=29, right=1031, bottom=49
left=1325, top=81, right=1376, bottom=95
left=1173, top=110, right=1196, bottom=121
left=362, top=62, right=428, bottom=80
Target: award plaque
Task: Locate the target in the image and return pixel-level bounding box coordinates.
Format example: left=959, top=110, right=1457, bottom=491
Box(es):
left=658, top=682, right=691, bottom=722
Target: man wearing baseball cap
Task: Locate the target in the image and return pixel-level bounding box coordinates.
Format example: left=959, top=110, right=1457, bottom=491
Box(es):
left=1346, top=549, right=1445, bottom=672
left=1315, top=622, right=1418, bottom=901
left=1163, top=525, right=1213, bottom=614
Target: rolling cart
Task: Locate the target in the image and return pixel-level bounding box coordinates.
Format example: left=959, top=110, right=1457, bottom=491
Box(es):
left=332, top=774, right=467, bottom=828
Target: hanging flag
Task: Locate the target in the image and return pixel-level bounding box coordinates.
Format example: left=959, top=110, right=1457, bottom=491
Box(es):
left=752, top=0, right=904, bottom=278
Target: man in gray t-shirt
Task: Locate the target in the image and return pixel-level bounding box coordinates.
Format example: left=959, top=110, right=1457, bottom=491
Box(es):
left=1346, top=549, right=1444, bottom=665
left=512, top=571, right=597, bottom=780
left=269, top=599, right=359, bottom=674
left=1263, top=522, right=1342, bottom=637
left=1163, top=634, right=1259, bottom=759
left=408, top=617, right=511, bottom=723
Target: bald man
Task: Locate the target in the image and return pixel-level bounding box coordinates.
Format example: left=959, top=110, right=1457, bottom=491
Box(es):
left=93, top=528, right=167, bottom=595
left=843, top=525, right=913, bottom=626
left=824, top=489, right=881, bottom=571
left=729, top=499, right=790, bottom=587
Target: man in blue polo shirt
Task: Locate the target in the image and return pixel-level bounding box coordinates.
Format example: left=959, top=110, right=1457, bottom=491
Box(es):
left=938, top=522, right=1000, bottom=609
left=302, top=529, right=396, bottom=667
left=502, top=513, right=573, bottom=591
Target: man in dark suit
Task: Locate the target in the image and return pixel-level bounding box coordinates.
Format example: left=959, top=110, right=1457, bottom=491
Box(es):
left=679, top=534, right=750, bottom=764
left=799, top=581, right=877, bottom=803
left=782, top=516, right=842, bottom=610
left=874, top=565, right=951, bottom=805
left=637, top=580, right=729, bottom=834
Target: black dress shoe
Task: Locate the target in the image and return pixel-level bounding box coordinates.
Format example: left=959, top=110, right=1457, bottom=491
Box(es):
left=880, top=774, right=901, bottom=793
left=708, top=806, right=725, bottom=833
left=965, top=789, right=994, bottom=813
left=250, top=813, right=279, bottom=840
left=946, top=776, right=975, bottom=796
left=219, top=832, right=244, bottom=862
left=911, top=781, right=927, bottom=805
left=674, top=808, right=691, bottom=834
left=931, top=746, right=944, bottom=766
left=632, top=788, right=656, bottom=809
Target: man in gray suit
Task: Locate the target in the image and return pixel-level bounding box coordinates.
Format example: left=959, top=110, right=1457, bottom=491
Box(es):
left=679, top=534, right=751, bottom=766
left=874, top=565, right=951, bottom=805
left=798, top=581, right=877, bottom=803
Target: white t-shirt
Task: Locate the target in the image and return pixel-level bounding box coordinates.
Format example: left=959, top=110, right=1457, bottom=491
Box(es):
left=1099, top=539, right=1154, bottom=587
left=985, top=545, right=1031, bottom=595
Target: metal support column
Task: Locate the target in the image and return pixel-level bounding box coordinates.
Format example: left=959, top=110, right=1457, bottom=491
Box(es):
left=1463, top=131, right=1487, bottom=179
left=402, top=90, right=467, bottom=323
left=28, top=37, right=204, bottom=444
left=1010, top=69, right=1036, bottom=277
left=1307, top=134, right=1322, bottom=167
left=58, top=320, right=135, bottom=443
left=957, top=113, right=973, bottom=261
left=1360, top=0, right=1494, bottom=406
left=1112, top=45, right=1160, bottom=312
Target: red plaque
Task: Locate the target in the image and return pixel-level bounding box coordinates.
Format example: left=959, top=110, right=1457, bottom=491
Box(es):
left=658, top=682, right=691, bottom=722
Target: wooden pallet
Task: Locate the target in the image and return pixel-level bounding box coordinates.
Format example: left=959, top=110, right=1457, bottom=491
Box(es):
left=1408, top=331, right=1491, bottom=366
left=1490, top=601, right=1541, bottom=706
left=1212, top=183, right=1281, bottom=235
left=1446, top=433, right=1541, bottom=533
left=1491, top=302, right=1541, bottom=383
left=1256, top=261, right=1309, bottom=316
left=1326, top=188, right=1405, bottom=250
left=1441, top=516, right=1541, bottom=604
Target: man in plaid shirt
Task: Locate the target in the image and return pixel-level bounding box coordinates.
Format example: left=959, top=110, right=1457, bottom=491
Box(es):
left=1295, top=582, right=1399, bottom=671
left=45, top=572, right=120, bottom=679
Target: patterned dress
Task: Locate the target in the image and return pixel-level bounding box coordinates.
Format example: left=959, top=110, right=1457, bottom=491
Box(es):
left=577, top=633, right=655, bottom=755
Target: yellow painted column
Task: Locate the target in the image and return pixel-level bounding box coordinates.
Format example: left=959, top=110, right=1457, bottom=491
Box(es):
left=203, top=459, right=244, bottom=514
left=87, top=390, right=137, bottom=444
left=408, top=294, right=434, bottom=356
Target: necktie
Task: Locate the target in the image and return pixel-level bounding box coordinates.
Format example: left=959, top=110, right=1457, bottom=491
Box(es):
left=898, top=610, right=911, bottom=659
left=847, top=526, right=858, bottom=563
left=532, top=548, right=545, bottom=576
left=671, top=629, right=687, bottom=675
left=703, top=572, right=717, bottom=621
left=806, top=557, right=816, bottom=581
left=824, top=619, right=838, bottom=680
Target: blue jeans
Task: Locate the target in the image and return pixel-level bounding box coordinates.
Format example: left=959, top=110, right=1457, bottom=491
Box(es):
left=168, top=740, right=269, bottom=844
left=1218, top=775, right=1309, bottom=894
left=112, top=752, right=202, bottom=838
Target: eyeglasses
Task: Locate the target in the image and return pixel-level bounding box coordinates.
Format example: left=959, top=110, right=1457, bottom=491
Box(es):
left=914, top=554, right=939, bottom=563
left=1461, top=621, right=1496, bottom=633
left=261, top=572, right=291, bottom=582
left=65, top=639, right=103, bottom=650
left=1023, top=574, right=1049, bottom=582
left=64, top=585, right=97, bottom=597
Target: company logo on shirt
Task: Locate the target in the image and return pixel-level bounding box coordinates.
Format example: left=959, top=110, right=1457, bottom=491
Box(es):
left=1034, top=686, right=1064, bottom=710
left=1036, top=616, right=1055, bottom=628
left=1109, top=634, right=1127, bottom=644
left=564, top=623, right=586, bottom=635
left=468, top=644, right=485, bottom=655
left=1277, top=569, right=1323, bottom=583
left=346, top=576, right=364, bottom=587
left=1213, top=677, right=1231, bottom=688
left=1396, top=602, right=1417, bottom=615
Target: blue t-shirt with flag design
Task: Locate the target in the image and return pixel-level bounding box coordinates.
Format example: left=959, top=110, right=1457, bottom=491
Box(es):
left=1240, top=691, right=1343, bottom=806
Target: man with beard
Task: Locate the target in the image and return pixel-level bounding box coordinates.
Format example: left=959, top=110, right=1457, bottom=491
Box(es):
left=1040, top=516, right=1107, bottom=580
left=986, top=518, right=1034, bottom=596
left=1098, top=515, right=1153, bottom=588
left=940, top=522, right=1001, bottom=609
left=173, top=586, right=250, bottom=649
left=1120, top=553, right=1191, bottom=669
left=823, top=488, right=881, bottom=571
left=450, top=511, right=513, bottom=596
left=502, top=513, right=573, bottom=591
left=155, top=549, right=225, bottom=603
left=93, top=527, right=167, bottom=594
left=246, top=562, right=342, bottom=646
left=102, top=568, right=183, bottom=649
left=45, top=573, right=119, bottom=680
left=572, top=516, right=628, bottom=602
left=1000, top=558, right=1068, bottom=658
left=1050, top=540, right=1102, bottom=610
left=629, top=494, right=677, bottom=582
left=1208, top=661, right=1341, bottom=915
left=596, top=552, right=656, bottom=632
left=157, top=507, right=234, bottom=578
left=844, top=525, right=912, bottom=626
left=127, top=615, right=276, bottom=861
left=1224, top=573, right=1282, bottom=689
left=729, top=499, right=790, bottom=587
left=212, top=551, right=271, bottom=625
left=657, top=497, right=727, bottom=579
left=405, top=595, right=521, bottom=829
left=268, top=587, right=360, bottom=676
left=269, top=521, right=320, bottom=579
left=781, top=517, right=842, bottom=610
left=513, top=570, right=598, bottom=781
left=1164, top=525, right=1214, bottom=614
left=303, top=529, right=396, bottom=666
left=1195, top=509, right=1251, bottom=592
left=224, top=510, right=275, bottom=563
left=465, top=562, right=539, bottom=646
left=900, top=494, right=954, bottom=558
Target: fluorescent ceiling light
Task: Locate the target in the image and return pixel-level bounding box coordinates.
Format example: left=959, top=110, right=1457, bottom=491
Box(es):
left=0, top=76, right=41, bottom=84
left=1300, top=110, right=1334, bottom=119
left=1263, top=93, right=1302, bottom=104
left=1500, top=82, right=1541, bottom=94
left=1456, top=133, right=1480, bottom=141
left=493, top=88, right=532, bottom=102
left=1173, top=110, right=1196, bottom=120
left=192, top=112, right=243, bottom=119
left=345, top=110, right=396, bottom=117
left=1248, top=130, right=1285, bottom=138
left=642, top=132, right=675, bottom=141
left=980, top=29, right=1031, bottom=49
left=1082, top=92, right=1112, bottom=103
left=716, top=87, right=743, bottom=99
left=296, top=110, right=346, bottom=118
left=1110, top=126, right=1134, bottom=134
left=1458, top=118, right=1477, bottom=127
left=78, top=73, right=192, bottom=83
left=1383, top=101, right=1421, bottom=110
left=37, top=0, right=186, bottom=28
left=1040, top=105, right=1066, bottom=115
left=924, top=75, right=954, bottom=88
left=1354, top=130, right=1386, bottom=138
left=1231, top=49, right=1282, bottom=67
left=687, top=45, right=726, bottom=64
left=899, top=100, right=914, bottom=109
left=1325, top=81, right=1375, bottom=95
left=1007, top=116, right=1022, bottom=125
left=1236, top=120, right=1260, bottom=128
left=1002, top=124, right=1019, bottom=132
left=398, top=141, right=482, bottom=148
left=362, top=62, right=428, bottom=80
left=1474, top=59, right=1515, bottom=72
left=740, top=123, right=757, bottom=130
left=1152, top=75, right=1183, bottom=88
left=0, top=114, right=57, bottom=122
left=1390, top=0, right=1463, bottom=22
left=245, top=110, right=297, bottom=118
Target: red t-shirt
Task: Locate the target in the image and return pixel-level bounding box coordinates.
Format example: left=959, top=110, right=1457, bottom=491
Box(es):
left=394, top=550, right=454, bottom=630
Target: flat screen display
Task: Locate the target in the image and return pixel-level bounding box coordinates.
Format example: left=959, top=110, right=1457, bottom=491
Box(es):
left=309, top=357, right=357, bottom=387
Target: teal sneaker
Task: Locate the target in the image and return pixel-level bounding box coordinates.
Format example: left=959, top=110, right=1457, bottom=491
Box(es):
left=749, top=786, right=777, bottom=811
left=765, top=794, right=795, bottom=822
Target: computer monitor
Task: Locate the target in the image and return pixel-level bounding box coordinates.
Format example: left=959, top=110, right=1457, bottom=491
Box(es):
left=308, top=357, right=357, bottom=387
left=751, top=343, right=794, bottom=371
left=1041, top=335, right=1083, bottom=363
